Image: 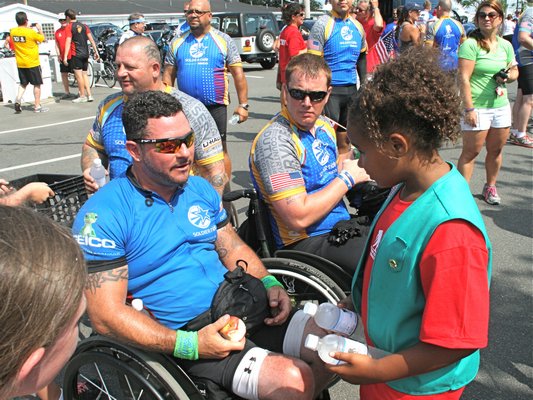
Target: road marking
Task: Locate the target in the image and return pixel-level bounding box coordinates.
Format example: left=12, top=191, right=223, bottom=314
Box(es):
left=0, top=154, right=81, bottom=173
left=0, top=116, right=93, bottom=135
left=245, top=75, right=264, bottom=79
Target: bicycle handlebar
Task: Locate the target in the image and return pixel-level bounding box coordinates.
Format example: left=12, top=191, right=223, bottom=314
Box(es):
left=222, top=188, right=257, bottom=203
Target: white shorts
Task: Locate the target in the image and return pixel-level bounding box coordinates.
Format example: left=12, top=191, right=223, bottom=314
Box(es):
left=461, top=104, right=512, bottom=131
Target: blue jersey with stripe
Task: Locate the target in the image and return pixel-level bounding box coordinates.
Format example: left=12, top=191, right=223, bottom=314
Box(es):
left=426, top=17, right=465, bottom=71
left=166, top=28, right=241, bottom=106
left=308, top=13, right=367, bottom=86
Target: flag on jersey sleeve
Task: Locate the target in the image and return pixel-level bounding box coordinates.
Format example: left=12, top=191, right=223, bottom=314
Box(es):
left=270, top=171, right=305, bottom=192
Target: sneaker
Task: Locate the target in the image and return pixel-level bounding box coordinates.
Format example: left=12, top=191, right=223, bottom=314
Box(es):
left=14, top=102, right=22, bottom=113
left=482, top=184, right=501, bottom=205
left=34, top=107, right=49, bottom=113
left=88, top=95, right=94, bottom=102
left=72, top=96, right=88, bottom=103
left=508, top=133, right=533, bottom=148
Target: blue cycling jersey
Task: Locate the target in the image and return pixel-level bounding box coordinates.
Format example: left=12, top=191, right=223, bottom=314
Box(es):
left=426, top=16, right=465, bottom=71
left=308, top=13, right=367, bottom=86
left=72, top=172, right=228, bottom=329
left=165, top=28, right=242, bottom=106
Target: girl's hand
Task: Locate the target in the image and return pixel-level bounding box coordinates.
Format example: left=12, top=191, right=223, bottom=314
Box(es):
left=337, top=296, right=355, bottom=311
left=325, top=352, right=382, bottom=385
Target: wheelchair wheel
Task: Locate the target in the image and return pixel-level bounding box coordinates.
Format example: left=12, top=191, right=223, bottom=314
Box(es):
left=63, top=336, right=204, bottom=400
left=264, top=257, right=346, bottom=306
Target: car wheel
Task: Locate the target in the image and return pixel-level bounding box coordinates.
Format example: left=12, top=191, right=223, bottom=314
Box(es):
left=259, top=58, right=276, bottom=69
left=256, top=29, right=275, bottom=52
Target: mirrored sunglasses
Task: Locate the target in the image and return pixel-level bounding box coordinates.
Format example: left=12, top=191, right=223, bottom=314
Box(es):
left=134, top=131, right=195, bottom=153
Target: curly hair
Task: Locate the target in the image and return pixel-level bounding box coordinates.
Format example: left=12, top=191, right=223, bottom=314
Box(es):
left=348, top=47, right=461, bottom=159
left=123, top=91, right=183, bottom=141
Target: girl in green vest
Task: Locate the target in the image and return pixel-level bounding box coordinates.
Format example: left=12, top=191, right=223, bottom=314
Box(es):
left=326, top=46, right=492, bottom=399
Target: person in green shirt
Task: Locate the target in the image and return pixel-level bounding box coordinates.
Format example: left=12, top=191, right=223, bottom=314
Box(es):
left=457, top=0, right=518, bottom=205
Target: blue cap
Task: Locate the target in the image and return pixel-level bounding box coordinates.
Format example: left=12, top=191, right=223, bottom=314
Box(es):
left=405, top=2, right=423, bottom=11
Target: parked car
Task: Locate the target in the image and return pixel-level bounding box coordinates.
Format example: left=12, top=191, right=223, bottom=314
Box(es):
left=88, top=23, right=123, bottom=41
left=212, top=12, right=279, bottom=69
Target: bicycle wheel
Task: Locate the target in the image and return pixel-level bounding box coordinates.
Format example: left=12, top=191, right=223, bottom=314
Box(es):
left=263, top=257, right=346, bottom=306
left=101, top=60, right=117, bottom=88
left=87, top=61, right=95, bottom=88
left=63, top=336, right=203, bottom=400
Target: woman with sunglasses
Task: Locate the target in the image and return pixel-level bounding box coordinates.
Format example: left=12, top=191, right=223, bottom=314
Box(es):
left=457, top=0, right=518, bottom=205
left=395, top=2, right=424, bottom=54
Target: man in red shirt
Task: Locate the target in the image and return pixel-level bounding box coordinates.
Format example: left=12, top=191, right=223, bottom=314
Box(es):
left=354, top=0, right=384, bottom=74
left=278, top=3, right=307, bottom=104
left=54, top=12, right=74, bottom=99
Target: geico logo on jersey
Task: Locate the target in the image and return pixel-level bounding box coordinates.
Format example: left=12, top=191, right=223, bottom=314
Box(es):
left=74, top=235, right=117, bottom=248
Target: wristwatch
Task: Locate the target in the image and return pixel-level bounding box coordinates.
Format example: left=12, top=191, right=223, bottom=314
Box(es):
left=239, top=103, right=249, bottom=110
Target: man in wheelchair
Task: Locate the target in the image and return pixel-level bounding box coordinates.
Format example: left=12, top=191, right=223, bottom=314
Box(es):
left=72, top=91, right=333, bottom=400
left=249, top=53, right=371, bottom=275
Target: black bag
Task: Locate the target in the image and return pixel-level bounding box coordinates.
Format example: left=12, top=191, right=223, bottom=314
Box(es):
left=185, top=264, right=269, bottom=336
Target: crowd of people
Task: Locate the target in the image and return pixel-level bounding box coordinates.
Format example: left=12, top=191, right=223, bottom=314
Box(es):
left=2, top=0, right=532, bottom=399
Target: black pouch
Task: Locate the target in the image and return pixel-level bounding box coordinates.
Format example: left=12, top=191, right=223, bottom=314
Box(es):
left=184, top=264, right=269, bottom=335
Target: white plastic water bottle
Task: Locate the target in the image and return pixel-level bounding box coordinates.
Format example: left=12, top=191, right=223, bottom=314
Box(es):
left=229, top=113, right=240, bottom=125
left=90, top=158, right=107, bottom=188
left=303, top=302, right=357, bottom=336
left=304, top=334, right=390, bottom=365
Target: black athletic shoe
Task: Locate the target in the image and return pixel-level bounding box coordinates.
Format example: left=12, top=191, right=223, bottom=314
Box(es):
left=14, top=102, right=22, bottom=113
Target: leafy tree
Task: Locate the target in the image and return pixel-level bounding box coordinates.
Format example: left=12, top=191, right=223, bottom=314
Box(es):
left=239, top=0, right=324, bottom=12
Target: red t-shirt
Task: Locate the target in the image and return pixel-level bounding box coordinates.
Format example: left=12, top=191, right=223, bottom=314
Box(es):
left=278, top=24, right=306, bottom=84
left=358, top=17, right=383, bottom=73
left=54, top=26, right=68, bottom=58
left=360, top=192, right=490, bottom=399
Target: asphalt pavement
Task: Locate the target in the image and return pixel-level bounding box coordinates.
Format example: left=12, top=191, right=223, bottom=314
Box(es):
left=1, top=65, right=532, bottom=400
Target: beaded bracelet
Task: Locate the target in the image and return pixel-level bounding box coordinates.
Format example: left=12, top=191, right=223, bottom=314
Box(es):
left=261, top=275, right=284, bottom=290
left=173, top=330, right=199, bottom=360
left=338, top=170, right=355, bottom=190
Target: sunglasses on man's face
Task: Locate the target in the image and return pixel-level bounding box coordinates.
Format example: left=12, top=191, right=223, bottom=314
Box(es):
left=478, top=11, right=499, bottom=20
left=134, top=131, right=195, bottom=153
left=287, top=88, right=328, bottom=102
left=186, top=9, right=210, bottom=16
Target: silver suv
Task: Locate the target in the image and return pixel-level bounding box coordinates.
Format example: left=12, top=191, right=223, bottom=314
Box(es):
left=212, top=12, right=278, bottom=69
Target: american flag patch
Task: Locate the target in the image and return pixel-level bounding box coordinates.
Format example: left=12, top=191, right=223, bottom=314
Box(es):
left=308, top=39, right=321, bottom=52
left=270, top=172, right=304, bottom=192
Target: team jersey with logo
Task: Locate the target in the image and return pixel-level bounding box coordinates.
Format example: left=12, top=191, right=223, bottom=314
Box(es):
left=249, top=111, right=350, bottom=248
left=165, top=28, right=242, bottom=106
left=426, top=16, right=465, bottom=71
left=86, top=88, right=224, bottom=179
left=66, top=21, right=90, bottom=59
left=307, top=13, right=367, bottom=86
left=10, top=26, right=44, bottom=68
left=72, top=174, right=228, bottom=329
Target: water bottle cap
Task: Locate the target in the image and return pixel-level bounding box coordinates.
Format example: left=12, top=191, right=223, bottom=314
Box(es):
left=304, top=334, right=319, bottom=351
left=93, top=158, right=103, bottom=166
left=303, top=302, right=318, bottom=316
left=131, top=298, right=143, bottom=311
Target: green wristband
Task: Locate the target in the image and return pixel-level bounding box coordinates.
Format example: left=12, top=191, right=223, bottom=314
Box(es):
left=261, top=275, right=284, bottom=290
left=173, top=330, right=199, bottom=360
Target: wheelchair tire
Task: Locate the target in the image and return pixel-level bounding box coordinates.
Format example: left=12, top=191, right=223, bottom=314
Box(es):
left=63, top=336, right=204, bottom=400
left=264, top=257, right=346, bottom=305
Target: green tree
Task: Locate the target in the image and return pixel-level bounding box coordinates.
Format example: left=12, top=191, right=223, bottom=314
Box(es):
left=240, top=0, right=324, bottom=12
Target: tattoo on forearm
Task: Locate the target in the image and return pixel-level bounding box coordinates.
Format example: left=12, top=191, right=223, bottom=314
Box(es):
left=85, top=267, right=129, bottom=294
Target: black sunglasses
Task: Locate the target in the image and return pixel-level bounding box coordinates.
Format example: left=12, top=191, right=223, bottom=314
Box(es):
left=478, top=11, right=499, bottom=20
left=133, top=131, right=195, bottom=153
left=185, top=9, right=210, bottom=16
left=287, top=88, right=328, bottom=102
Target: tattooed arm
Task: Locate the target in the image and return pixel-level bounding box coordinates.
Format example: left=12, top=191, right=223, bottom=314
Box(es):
left=195, top=159, right=228, bottom=198
left=85, top=265, right=176, bottom=353
left=215, top=223, right=291, bottom=325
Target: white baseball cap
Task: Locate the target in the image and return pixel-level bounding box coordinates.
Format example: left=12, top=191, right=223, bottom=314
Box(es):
left=57, top=12, right=67, bottom=20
